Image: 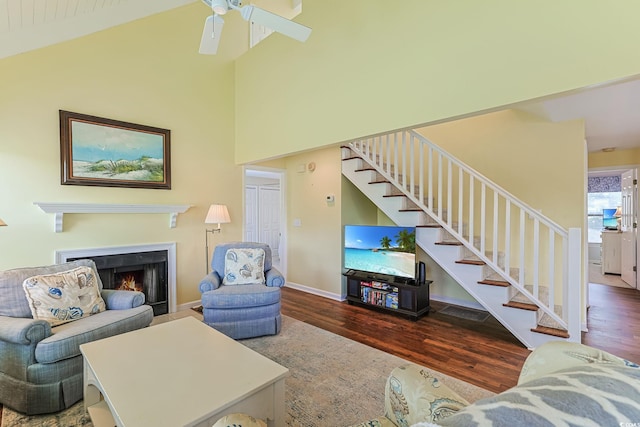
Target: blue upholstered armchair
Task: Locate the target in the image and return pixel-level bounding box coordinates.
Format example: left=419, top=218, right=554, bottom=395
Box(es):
left=199, top=242, right=285, bottom=339
left=0, top=259, right=153, bottom=415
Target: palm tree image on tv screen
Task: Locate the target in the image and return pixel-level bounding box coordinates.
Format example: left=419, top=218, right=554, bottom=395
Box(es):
left=344, top=225, right=416, bottom=279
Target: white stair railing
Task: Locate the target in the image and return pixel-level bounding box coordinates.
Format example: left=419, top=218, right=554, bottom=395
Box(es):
left=348, top=129, right=581, bottom=339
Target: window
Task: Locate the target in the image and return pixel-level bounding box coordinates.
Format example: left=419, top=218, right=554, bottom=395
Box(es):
left=587, top=191, right=621, bottom=243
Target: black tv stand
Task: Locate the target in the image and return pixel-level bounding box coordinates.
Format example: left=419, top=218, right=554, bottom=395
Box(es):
left=344, top=270, right=431, bottom=320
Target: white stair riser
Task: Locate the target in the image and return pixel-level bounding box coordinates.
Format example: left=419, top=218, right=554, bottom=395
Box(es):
left=416, top=227, right=563, bottom=348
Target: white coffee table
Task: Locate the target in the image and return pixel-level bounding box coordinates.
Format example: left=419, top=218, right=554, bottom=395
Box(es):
left=79, top=316, right=289, bottom=427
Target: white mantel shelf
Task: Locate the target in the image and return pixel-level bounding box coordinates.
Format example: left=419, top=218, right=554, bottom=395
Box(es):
left=34, top=202, right=192, bottom=232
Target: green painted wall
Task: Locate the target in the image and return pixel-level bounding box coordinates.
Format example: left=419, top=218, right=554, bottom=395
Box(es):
left=235, top=0, right=640, bottom=163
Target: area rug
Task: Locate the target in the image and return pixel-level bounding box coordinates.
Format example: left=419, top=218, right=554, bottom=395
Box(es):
left=1, top=315, right=493, bottom=427
left=439, top=305, right=490, bottom=322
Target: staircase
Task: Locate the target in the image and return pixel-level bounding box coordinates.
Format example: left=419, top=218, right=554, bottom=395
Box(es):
left=341, top=129, right=581, bottom=349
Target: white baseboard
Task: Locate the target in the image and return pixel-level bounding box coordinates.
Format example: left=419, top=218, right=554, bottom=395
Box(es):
left=177, top=300, right=201, bottom=312
left=429, top=294, right=486, bottom=311
left=285, top=281, right=345, bottom=302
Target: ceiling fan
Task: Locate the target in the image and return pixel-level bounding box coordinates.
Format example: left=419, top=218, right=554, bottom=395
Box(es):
left=199, top=0, right=312, bottom=55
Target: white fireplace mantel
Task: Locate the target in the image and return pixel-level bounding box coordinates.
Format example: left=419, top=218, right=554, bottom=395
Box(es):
left=34, top=202, right=192, bottom=232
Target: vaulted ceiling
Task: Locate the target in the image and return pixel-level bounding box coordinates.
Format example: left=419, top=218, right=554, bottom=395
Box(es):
left=0, top=0, right=192, bottom=59
left=2, top=0, right=640, bottom=153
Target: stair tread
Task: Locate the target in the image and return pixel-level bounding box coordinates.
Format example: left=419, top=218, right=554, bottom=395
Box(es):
left=354, top=167, right=375, bottom=172
left=455, top=259, right=485, bottom=266
left=503, top=301, right=539, bottom=311
left=531, top=326, right=570, bottom=338
left=478, top=279, right=510, bottom=287
left=416, top=224, right=442, bottom=228
left=399, top=208, right=423, bottom=212
left=342, top=156, right=360, bottom=161
left=436, top=241, right=463, bottom=246
left=368, top=180, right=390, bottom=184
left=383, top=194, right=406, bottom=198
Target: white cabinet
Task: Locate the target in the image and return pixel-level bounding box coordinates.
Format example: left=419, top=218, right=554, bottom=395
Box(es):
left=601, top=231, right=622, bottom=275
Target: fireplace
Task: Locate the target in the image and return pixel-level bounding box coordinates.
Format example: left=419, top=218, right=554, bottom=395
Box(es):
left=56, top=243, right=176, bottom=316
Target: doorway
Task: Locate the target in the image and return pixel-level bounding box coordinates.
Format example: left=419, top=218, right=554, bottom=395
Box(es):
left=587, top=168, right=637, bottom=290
left=244, top=167, right=287, bottom=276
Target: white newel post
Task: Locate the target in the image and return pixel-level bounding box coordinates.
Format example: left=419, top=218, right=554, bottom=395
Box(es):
left=567, top=228, right=582, bottom=343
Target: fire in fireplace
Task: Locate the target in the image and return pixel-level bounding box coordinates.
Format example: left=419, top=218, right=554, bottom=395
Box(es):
left=115, top=271, right=144, bottom=292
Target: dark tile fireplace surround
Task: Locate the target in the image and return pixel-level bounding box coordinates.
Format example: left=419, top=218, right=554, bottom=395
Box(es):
left=70, top=250, right=168, bottom=316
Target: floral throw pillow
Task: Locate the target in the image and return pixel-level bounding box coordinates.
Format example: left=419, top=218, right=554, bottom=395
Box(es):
left=223, top=248, right=266, bottom=285
left=22, top=266, right=106, bottom=326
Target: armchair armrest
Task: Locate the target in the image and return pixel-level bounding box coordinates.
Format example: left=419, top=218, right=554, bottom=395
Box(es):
left=383, top=364, right=469, bottom=426
left=101, top=290, right=146, bottom=310
left=518, top=341, right=638, bottom=385
left=265, top=267, right=285, bottom=288
left=0, top=315, right=51, bottom=345
left=199, top=272, right=222, bottom=293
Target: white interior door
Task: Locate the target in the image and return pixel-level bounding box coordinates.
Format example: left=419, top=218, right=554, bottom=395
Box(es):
left=620, top=169, right=637, bottom=287
left=259, top=187, right=281, bottom=261
left=244, top=185, right=259, bottom=242
left=244, top=167, right=287, bottom=279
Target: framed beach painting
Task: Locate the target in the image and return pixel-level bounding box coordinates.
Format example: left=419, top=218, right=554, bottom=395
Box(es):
left=59, top=111, right=171, bottom=189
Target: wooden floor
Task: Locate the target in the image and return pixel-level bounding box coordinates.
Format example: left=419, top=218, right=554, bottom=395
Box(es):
left=582, top=282, right=640, bottom=362
left=281, top=282, right=640, bottom=394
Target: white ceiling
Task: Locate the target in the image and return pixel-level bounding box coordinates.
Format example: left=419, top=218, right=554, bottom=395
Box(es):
left=0, top=0, right=193, bottom=59
left=517, top=78, right=640, bottom=153
left=2, top=0, right=640, bottom=154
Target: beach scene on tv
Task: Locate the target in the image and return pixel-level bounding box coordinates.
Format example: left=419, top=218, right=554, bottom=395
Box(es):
left=344, top=225, right=416, bottom=278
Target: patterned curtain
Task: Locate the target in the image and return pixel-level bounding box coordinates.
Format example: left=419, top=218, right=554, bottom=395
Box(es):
left=588, top=176, right=621, bottom=193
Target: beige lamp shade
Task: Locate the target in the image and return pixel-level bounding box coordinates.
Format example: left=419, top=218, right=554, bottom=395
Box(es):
left=614, top=206, right=622, bottom=218
left=0, top=218, right=6, bottom=226
left=205, top=204, right=231, bottom=227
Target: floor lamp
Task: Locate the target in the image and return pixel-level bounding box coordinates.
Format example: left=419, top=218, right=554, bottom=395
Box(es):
left=204, top=204, right=231, bottom=274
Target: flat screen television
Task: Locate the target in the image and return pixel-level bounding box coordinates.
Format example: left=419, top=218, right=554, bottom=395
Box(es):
left=603, top=208, right=618, bottom=230
left=344, top=225, right=416, bottom=279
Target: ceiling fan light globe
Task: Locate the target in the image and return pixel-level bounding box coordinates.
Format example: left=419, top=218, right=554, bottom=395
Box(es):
left=210, top=0, right=228, bottom=15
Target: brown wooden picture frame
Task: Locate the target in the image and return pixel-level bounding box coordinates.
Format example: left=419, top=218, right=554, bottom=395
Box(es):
left=59, top=110, right=171, bottom=190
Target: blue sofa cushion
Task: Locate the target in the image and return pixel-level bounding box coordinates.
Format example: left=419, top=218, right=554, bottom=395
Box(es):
left=34, top=305, right=153, bottom=364
left=201, top=284, right=280, bottom=309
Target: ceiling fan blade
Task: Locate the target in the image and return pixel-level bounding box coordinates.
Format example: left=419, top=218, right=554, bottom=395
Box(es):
left=199, top=15, right=225, bottom=55
left=242, top=6, right=311, bottom=43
